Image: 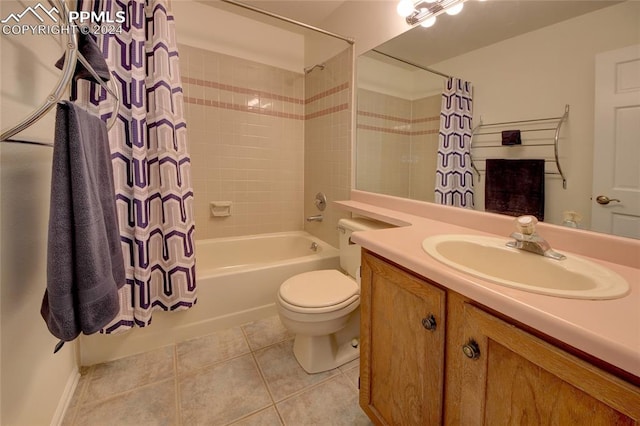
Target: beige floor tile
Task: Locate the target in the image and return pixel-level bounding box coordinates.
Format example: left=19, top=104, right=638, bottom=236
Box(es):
left=339, top=357, right=360, bottom=390
left=343, top=366, right=360, bottom=390
left=84, top=346, right=175, bottom=401
left=229, top=406, right=283, bottom=426
left=254, top=340, right=339, bottom=402
left=61, top=372, right=91, bottom=426
left=242, top=316, right=294, bottom=351
left=179, top=354, right=271, bottom=425
left=65, top=316, right=372, bottom=425
left=74, top=378, right=177, bottom=426
left=338, top=357, right=360, bottom=373
left=276, top=375, right=371, bottom=426
left=176, top=326, right=249, bottom=374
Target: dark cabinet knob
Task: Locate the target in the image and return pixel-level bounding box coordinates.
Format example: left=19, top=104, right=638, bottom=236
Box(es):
left=462, top=339, right=481, bottom=360
left=421, top=315, right=437, bottom=331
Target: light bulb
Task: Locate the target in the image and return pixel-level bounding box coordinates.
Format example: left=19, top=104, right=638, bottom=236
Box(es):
left=445, top=2, right=464, bottom=15
left=420, top=16, right=436, bottom=27
left=397, top=0, right=415, bottom=17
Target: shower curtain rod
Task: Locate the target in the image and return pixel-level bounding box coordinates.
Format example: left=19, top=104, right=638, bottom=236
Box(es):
left=372, top=49, right=452, bottom=79
left=221, top=0, right=354, bottom=45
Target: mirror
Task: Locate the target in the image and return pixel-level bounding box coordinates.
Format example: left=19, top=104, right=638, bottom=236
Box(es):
left=356, top=0, right=639, bottom=237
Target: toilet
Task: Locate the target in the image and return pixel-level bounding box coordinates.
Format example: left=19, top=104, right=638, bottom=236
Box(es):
left=277, top=217, right=390, bottom=374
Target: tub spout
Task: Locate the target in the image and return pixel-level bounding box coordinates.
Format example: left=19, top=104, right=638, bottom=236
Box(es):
left=306, top=214, right=323, bottom=222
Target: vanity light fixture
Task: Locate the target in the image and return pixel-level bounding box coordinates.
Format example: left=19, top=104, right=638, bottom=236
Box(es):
left=397, top=0, right=466, bottom=26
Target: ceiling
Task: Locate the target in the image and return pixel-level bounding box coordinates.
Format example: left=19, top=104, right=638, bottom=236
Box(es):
left=197, top=0, right=622, bottom=65
left=374, top=0, right=622, bottom=67
left=240, top=0, right=346, bottom=27
left=195, top=0, right=347, bottom=35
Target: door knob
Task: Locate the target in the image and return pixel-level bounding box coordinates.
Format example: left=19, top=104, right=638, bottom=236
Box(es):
left=596, top=195, right=621, bottom=205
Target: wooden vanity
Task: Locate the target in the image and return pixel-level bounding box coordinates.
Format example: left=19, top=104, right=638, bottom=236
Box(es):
left=359, top=250, right=640, bottom=425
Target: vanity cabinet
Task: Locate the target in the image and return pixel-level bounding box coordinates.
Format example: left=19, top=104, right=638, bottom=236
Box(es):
left=449, top=301, right=640, bottom=425
left=360, top=250, right=640, bottom=426
left=359, top=249, right=446, bottom=425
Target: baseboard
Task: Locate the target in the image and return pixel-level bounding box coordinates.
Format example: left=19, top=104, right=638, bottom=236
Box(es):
left=79, top=303, right=278, bottom=365
left=50, top=368, right=80, bottom=426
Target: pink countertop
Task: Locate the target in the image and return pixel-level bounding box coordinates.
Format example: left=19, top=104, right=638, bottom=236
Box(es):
left=337, top=192, right=640, bottom=379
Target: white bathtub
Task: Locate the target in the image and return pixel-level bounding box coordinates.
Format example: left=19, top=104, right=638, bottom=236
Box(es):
left=193, top=231, right=340, bottom=322
left=80, top=231, right=340, bottom=365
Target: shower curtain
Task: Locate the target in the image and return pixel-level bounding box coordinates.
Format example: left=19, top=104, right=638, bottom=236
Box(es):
left=75, top=0, right=196, bottom=333
left=435, top=78, right=474, bottom=208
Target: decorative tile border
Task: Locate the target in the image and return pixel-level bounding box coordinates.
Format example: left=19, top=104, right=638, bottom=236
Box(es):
left=306, top=103, right=349, bottom=120
left=357, top=110, right=440, bottom=136
left=183, top=75, right=351, bottom=121
left=305, top=82, right=350, bottom=104
left=357, top=110, right=439, bottom=125
left=357, top=124, right=410, bottom=136
left=183, top=96, right=304, bottom=120
left=183, top=76, right=303, bottom=105
left=356, top=124, right=439, bottom=137
left=412, top=116, right=440, bottom=124
left=412, top=129, right=439, bottom=136
left=358, top=111, right=411, bottom=124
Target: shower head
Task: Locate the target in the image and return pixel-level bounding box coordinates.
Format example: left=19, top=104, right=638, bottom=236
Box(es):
left=304, top=64, right=325, bottom=74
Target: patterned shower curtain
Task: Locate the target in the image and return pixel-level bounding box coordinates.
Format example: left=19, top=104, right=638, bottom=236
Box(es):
left=76, top=0, right=196, bottom=333
left=435, top=78, right=474, bottom=208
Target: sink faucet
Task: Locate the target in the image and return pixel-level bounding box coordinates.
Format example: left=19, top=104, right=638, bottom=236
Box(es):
left=506, top=216, right=566, bottom=260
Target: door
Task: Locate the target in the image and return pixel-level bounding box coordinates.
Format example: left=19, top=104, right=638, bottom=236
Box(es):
left=456, top=303, right=640, bottom=425
left=359, top=251, right=446, bottom=425
left=592, top=44, right=640, bottom=238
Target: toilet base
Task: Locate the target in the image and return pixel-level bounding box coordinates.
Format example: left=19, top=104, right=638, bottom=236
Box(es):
left=292, top=310, right=360, bottom=374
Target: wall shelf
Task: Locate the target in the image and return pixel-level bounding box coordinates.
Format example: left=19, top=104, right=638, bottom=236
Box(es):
left=470, top=104, right=569, bottom=189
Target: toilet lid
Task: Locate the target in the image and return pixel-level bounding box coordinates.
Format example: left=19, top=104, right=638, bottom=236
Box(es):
left=279, top=270, right=359, bottom=308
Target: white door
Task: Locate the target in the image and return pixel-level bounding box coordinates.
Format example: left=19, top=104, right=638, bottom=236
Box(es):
left=592, top=44, right=640, bottom=239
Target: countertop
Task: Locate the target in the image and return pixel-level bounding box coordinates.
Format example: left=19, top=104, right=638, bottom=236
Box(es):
left=336, top=196, right=640, bottom=379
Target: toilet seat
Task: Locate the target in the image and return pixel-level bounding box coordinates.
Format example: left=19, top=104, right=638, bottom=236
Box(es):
left=279, top=270, right=359, bottom=314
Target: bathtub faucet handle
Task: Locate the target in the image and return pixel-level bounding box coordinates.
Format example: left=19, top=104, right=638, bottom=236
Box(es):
left=310, top=242, right=319, bottom=252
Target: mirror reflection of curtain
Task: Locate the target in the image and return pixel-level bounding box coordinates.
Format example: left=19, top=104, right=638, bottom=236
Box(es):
left=435, top=78, right=474, bottom=208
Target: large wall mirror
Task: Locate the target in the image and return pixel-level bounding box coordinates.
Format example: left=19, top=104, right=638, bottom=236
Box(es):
left=356, top=0, right=640, bottom=239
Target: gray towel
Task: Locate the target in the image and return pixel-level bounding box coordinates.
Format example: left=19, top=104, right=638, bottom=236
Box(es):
left=55, top=33, right=111, bottom=83
left=41, top=101, right=125, bottom=342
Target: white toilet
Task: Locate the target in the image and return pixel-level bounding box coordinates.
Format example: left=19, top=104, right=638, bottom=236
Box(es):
left=277, top=217, right=389, bottom=374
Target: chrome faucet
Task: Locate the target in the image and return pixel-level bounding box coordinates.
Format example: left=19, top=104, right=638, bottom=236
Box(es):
left=306, top=214, right=323, bottom=222
left=506, top=216, right=566, bottom=260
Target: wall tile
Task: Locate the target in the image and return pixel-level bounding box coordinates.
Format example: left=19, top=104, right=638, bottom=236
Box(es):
left=180, top=44, right=305, bottom=239
left=356, top=89, right=440, bottom=202
left=303, top=47, right=354, bottom=247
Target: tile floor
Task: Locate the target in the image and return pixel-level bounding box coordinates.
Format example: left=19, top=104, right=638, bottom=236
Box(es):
left=62, top=316, right=372, bottom=426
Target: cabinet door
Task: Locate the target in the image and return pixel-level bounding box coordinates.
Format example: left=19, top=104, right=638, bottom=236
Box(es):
left=360, top=251, right=446, bottom=425
left=456, top=302, right=640, bottom=425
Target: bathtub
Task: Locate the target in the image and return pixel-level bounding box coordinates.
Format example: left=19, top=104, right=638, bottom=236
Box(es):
left=79, top=231, right=340, bottom=365
left=192, top=231, right=340, bottom=325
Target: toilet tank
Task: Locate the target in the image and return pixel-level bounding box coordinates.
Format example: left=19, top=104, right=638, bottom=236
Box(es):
left=337, top=217, right=392, bottom=279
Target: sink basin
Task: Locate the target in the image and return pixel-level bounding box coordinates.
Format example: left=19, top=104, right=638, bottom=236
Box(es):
left=422, top=234, right=629, bottom=299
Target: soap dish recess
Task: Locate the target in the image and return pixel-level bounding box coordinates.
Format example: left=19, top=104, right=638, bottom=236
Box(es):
left=210, top=201, right=232, bottom=217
